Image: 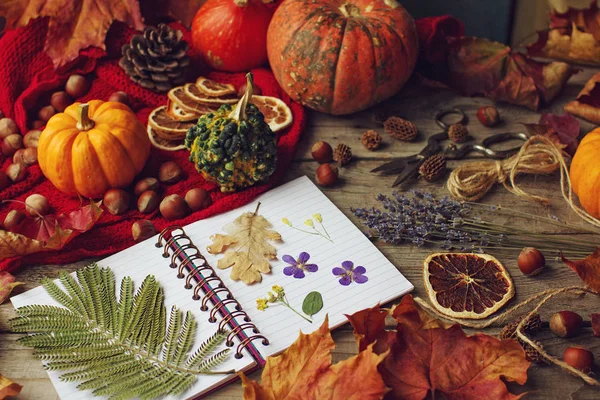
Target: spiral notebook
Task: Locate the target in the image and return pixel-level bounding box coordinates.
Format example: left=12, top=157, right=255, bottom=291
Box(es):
left=11, top=176, right=413, bottom=399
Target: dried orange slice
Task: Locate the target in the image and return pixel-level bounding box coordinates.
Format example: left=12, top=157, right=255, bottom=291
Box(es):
left=423, top=253, right=514, bottom=319
left=148, top=125, right=185, bottom=151
left=166, top=99, right=199, bottom=122
left=184, top=83, right=238, bottom=105
left=148, top=105, right=195, bottom=138
left=251, top=95, right=293, bottom=132
left=168, top=87, right=221, bottom=114
left=196, top=76, right=236, bottom=97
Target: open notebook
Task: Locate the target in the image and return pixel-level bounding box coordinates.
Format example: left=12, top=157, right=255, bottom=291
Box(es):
left=11, top=176, right=413, bottom=399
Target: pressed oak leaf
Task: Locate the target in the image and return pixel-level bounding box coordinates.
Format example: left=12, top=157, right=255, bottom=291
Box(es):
left=349, top=296, right=530, bottom=400
left=592, top=313, right=600, bottom=337
left=240, top=316, right=388, bottom=400
left=0, top=271, right=24, bottom=304
left=0, top=374, right=22, bottom=399
left=560, top=249, right=600, bottom=293
left=564, top=72, right=600, bottom=124
left=207, top=204, right=281, bottom=284
left=0, top=0, right=144, bottom=68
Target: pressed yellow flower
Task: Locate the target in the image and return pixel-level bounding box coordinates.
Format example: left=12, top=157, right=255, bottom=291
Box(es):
left=267, top=292, right=277, bottom=302
left=282, top=218, right=291, bottom=226
left=272, top=285, right=284, bottom=294
left=256, top=298, right=268, bottom=311
left=304, top=219, right=314, bottom=227
left=313, top=213, right=322, bottom=223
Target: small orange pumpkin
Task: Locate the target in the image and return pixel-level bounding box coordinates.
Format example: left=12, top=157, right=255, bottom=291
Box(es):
left=38, top=100, right=151, bottom=198
left=570, top=127, right=600, bottom=218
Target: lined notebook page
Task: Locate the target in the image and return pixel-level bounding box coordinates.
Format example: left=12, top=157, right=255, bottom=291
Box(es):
left=10, top=238, right=255, bottom=400
left=184, top=176, right=413, bottom=357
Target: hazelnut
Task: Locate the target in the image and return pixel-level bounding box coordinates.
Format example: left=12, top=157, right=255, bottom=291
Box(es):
left=31, top=120, right=45, bottom=130
left=0, top=118, right=18, bottom=139
left=158, top=161, right=183, bottom=184
left=132, top=220, right=157, bottom=242
left=23, top=130, right=41, bottom=148
left=134, top=177, right=160, bottom=196
left=50, top=91, right=73, bottom=112
left=137, top=190, right=160, bottom=213
left=0, top=171, right=9, bottom=191
left=550, top=311, right=583, bottom=338
left=311, top=141, right=333, bottom=164
left=13, top=147, right=37, bottom=165
left=25, top=194, right=50, bottom=216
left=6, top=163, right=27, bottom=182
left=160, top=194, right=189, bottom=221
left=38, top=105, right=56, bottom=122
left=315, top=163, right=338, bottom=187
left=103, top=189, right=131, bottom=215
left=564, top=347, right=594, bottom=372
left=2, top=134, right=23, bottom=156
left=517, top=247, right=545, bottom=276
left=65, top=74, right=90, bottom=98
left=108, top=91, right=129, bottom=105
left=185, top=188, right=212, bottom=212
left=4, top=210, right=26, bottom=232
left=476, top=106, right=500, bottom=127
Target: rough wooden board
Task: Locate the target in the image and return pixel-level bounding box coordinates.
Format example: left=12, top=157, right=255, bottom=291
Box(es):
left=2, top=67, right=600, bottom=399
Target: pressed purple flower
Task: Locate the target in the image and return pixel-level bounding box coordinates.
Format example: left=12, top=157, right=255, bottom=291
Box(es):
left=282, top=252, right=318, bottom=279
left=332, top=261, right=368, bottom=286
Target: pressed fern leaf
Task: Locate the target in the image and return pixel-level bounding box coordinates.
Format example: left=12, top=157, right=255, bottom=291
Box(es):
left=10, top=264, right=233, bottom=399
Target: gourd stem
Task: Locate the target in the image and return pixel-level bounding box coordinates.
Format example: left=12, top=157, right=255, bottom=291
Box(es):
left=76, top=103, right=95, bottom=131
left=229, top=73, right=254, bottom=122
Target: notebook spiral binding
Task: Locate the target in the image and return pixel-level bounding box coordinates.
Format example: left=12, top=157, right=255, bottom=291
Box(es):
left=157, top=226, right=269, bottom=360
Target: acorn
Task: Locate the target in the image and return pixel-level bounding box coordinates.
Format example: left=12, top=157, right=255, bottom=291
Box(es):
left=132, top=220, right=156, bottom=242
left=476, top=106, right=500, bottom=127
left=517, top=247, right=545, bottom=276
left=550, top=311, right=583, bottom=338
left=563, top=347, right=594, bottom=372
left=316, top=163, right=338, bottom=187
left=103, top=189, right=131, bottom=215
left=311, top=141, right=333, bottom=164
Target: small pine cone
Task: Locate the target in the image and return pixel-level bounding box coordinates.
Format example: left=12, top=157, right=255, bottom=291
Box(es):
left=520, top=339, right=548, bottom=364
left=419, top=153, right=446, bottom=182
left=448, top=123, right=469, bottom=143
left=362, top=130, right=382, bottom=151
left=333, top=143, right=352, bottom=166
left=119, top=24, right=190, bottom=93
left=499, top=313, right=543, bottom=340
left=384, top=116, right=417, bottom=142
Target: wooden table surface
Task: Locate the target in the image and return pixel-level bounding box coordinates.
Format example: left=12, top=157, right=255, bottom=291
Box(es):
left=2, top=68, right=600, bottom=400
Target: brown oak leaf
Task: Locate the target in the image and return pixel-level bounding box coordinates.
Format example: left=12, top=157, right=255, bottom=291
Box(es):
left=207, top=204, right=281, bottom=285
left=349, top=295, right=530, bottom=400
left=0, top=271, right=24, bottom=304
left=560, top=249, right=600, bottom=293
left=240, top=316, right=388, bottom=400
left=564, top=72, right=600, bottom=124
left=0, top=0, right=144, bottom=68
left=0, top=374, right=22, bottom=399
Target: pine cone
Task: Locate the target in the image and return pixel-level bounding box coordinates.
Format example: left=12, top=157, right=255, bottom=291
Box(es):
left=119, top=24, right=190, bottom=93
left=333, top=143, right=352, bottom=166
left=448, top=123, right=469, bottom=143
left=499, top=313, right=543, bottom=340
left=521, top=339, right=548, bottom=364
left=419, top=153, right=446, bottom=182
left=384, top=117, right=417, bottom=141
left=362, top=130, right=382, bottom=151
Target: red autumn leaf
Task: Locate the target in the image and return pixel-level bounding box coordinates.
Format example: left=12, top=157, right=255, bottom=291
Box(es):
left=560, top=249, right=600, bottom=293
left=420, top=36, right=575, bottom=110
left=0, top=0, right=144, bottom=68
left=522, top=112, right=580, bottom=155
left=592, top=313, right=600, bottom=337
left=0, top=271, right=24, bottom=304
left=0, top=374, right=22, bottom=399
left=349, top=295, right=530, bottom=400
left=345, top=304, right=395, bottom=353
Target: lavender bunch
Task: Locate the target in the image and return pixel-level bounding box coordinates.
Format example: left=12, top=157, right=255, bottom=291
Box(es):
left=353, top=190, right=600, bottom=257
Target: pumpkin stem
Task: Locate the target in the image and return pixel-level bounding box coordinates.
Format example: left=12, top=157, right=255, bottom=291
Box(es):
left=229, top=72, right=254, bottom=122
left=233, top=0, right=248, bottom=6
left=76, top=103, right=95, bottom=131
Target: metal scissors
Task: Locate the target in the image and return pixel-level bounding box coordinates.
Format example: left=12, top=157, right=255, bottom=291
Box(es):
left=371, top=109, right=529, bottom=187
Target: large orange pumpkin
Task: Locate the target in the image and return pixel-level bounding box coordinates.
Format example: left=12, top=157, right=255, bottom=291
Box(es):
left=38, top=100, right=151, bottom=198
left=570, top=127, right=600, bottom=218
left=266, top=0, right=419, bottom=115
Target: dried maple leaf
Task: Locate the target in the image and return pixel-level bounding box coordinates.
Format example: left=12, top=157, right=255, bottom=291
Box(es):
left=240, top=316, right=388, bottom=400
left=349, top=296, right=530, bottom=400
left=522, top=112, right=580, bottom=155
left=564, top=72, right=600, bottom=124
left=560, top=249, right=600, bottom=293
left=592, top=313, right=600, bottom=337
left=0, top=374, right=22, bottom=399
left=207, top=204, right=281, bottom=284
left=0, top=271, right=24, bottom=304
left=0, top=0, right=144, bottom=68
left=421, top=36, right=575, bottom=110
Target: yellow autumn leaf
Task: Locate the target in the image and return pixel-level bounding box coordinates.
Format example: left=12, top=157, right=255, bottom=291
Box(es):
left=0, top=230, right=47, bottom=259
left=207, top=204, right=282, bottom=284
left=0, top=373, right=22, bottom=399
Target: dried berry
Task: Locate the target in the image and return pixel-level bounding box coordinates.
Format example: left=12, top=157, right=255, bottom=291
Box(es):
left=477, top=106, right=500, bottom=127
left=160, top=194, right=189, bottom=221
left=103, top=189, right=131, bottom=215
left=333, top=143, right=352, bottom=166
left=448, top=123, right=469, bottom=143
left=6, top=163, right=27, bottom=182
left=132, top=220, right=156, bottom=242
left=384, top=116, right=417, bottom=141
left=23, top=130, right=41, bottom=149
left=518, top=247, right=545, bottom=276
left=108, top=91, right=129, bottom=105
left=134, top=177, right=160, bottom=197
left=311, top=141, right=333, bottom=164
left=315, top=163, right=338, bottom=187
left=419, top=153, right=446, bottom=182
left=4, top=210, right=26, bottom=231
left=65, top=74, right=90, bottom=98
left=550, top=311, right=583, bottom=338
left=25, top=194, right=50, bottom=216
left=158, top=161, right=183, bottom=184
left=185, top=188, right=212, bottom=212
left=362, top=130, right=382, bottom=151
left=51, top=91, right=73, bottom=112
left=0, top=118, right=18, bottom=139
left=2, top=134, right=23, bottom=156
left=137, top=190, right=160, bottom=213
left=38, top=105, right=56, bottom=122
left=564, top=347, right=594, bottom=372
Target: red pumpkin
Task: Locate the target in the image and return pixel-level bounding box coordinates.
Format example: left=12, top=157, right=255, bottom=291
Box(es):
left=267, top=0, right=418, bottom=115
left=191, top=0, right=276, bottom=72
